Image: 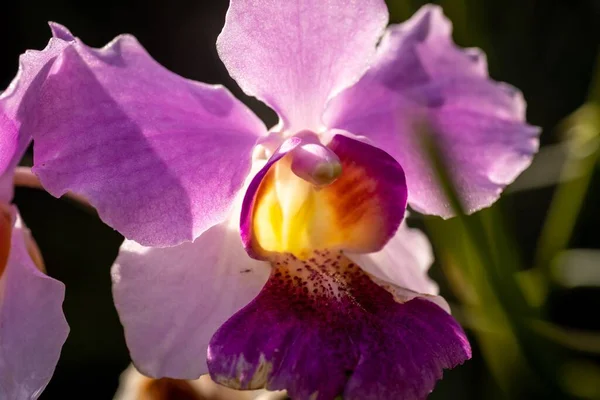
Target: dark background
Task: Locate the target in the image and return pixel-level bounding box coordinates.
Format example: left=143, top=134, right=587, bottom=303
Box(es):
left=2, top=0, right=600, bottom=398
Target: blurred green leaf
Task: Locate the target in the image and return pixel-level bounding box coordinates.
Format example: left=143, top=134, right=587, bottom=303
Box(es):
left=532, top=320, right=600, bottom=355
left=560, top=360, right=600, bottom=399
left=535, top=103, right=600, bottom=279
left=552, top=249, right=600, bottom=288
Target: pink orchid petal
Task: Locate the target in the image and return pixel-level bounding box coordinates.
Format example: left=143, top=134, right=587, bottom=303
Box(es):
left=0, top=32, right=69, bottom=174
left=0, top=113, right=18, bottom=198
left=0, top=212, right=68, bottom=399
left=5, top=24, right=267, bottom=247
left=112, top=219, right=270, bottom=379
left=324, top=5, right=540, bottom=217
left=0, top=31, right=71, bottom=202
left=0, top=171, right=14, bottom=204
left=217, top=0, right=388, bottom=132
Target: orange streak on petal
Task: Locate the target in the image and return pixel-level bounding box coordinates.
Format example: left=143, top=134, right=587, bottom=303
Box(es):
left=318, top=159, right=387, bottom=253
left=252, top=156, right=393, bottom=256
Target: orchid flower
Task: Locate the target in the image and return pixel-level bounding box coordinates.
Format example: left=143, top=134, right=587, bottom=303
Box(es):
left=4, top=1, right=539, bottom=399
left=0, top=75, right=69, bottom=398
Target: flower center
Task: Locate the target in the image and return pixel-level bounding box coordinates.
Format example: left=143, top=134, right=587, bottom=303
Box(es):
left=252, top=135, right=345, bottom=259
left=248, top=134, right=407, bottom=260
left=252, top=155, right=325, bottom=259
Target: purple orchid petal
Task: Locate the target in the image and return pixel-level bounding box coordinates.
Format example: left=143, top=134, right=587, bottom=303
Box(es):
left=347, top=217, right=439, bottom=296
left=5, top=24, right=267, bottom=247
left=0, top=30, right=69, bottom=174
left=0, top=29, right=71, bottom=202
left=217, top=0, right=389, bottom=132
left=0, top=112, right=18, bottom=202
left=241, top=133, right=407, bottom=259
left=0, top=173, right=13, bottom=204
left=112, top=218, right=270, bottom=379
left=0, top=211, right=69, bottom=399
left=208, top=251, right=470, bottom=399
left=324, top=5, right=540, bottom=217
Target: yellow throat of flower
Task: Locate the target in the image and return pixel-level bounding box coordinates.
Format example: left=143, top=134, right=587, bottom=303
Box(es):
left=253, top=156, right=327, bottom=259
left=251, top=153, right=382, bottom=259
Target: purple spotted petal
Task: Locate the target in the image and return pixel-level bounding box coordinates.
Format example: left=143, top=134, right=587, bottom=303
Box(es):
left=0, top=212, right=69, bottom=399
left=347, top=217, right=438, bottom=295
left=112, top=216, right=270, bottom=379
left=6, top=24, right=267, bottom=247
left=324, top=4, right=540, bottom=217
left=208, top=252, right=470, bottom=400
left=217, top=0, right=388, bottom=131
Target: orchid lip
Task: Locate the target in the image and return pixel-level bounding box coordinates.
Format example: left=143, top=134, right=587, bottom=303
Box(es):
left=207, top=249, right=471, bottom=399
